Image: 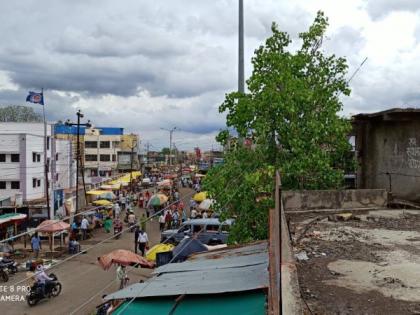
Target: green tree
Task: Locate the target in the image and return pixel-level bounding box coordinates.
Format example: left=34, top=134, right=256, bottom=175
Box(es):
left=0, top=105, right=43, bottom=122
left=161, top=147, right=170, bottom=155
left=204, top=11, right=353, bottom=243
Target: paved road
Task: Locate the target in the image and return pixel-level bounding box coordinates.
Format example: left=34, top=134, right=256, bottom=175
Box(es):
left=1, top=187, right=193, bottom=315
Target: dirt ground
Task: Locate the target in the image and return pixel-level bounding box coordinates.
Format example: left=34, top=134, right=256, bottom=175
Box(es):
left=291, top=209, right=420, bottom=315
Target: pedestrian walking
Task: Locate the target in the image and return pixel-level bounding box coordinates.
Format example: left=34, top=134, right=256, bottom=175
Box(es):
left=128, top=211, right=136, bottom=232
left=81, top=216, right=89, bottom=240
left=138, top=192, right=144, bottom=208
left=137, top=230, right=149, bottom=256
left=31, top=232, right=41, bottom=258
left=174, top=190, right=180, bottom=201
left=114, top=203, right=121, bottom=219
left=159, top=213, right=165, bottom=231
left=104, top=216, right=112, bottom=233
left=173, top=210, right=180, bottom=228
left=121, top=194, right=126, bottom=211
left=116, top=265, right=128, bottom=289
left=165, top=209, right=173, bottom=230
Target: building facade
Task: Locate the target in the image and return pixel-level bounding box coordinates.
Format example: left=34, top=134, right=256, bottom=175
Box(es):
left=83, top=127, right=123, bottom=179
left=117, top=134, right=140, bottom=172
left=55, top=124, right=137, bottom=183
left=0, top=123, right=75, bottom=218
left=353, top=108, right=420, bottom=202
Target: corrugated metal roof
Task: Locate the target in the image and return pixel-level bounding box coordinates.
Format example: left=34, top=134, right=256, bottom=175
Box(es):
left=352, top=107, right=420, bottom=120
left=105, top=241, right=268, bottom=300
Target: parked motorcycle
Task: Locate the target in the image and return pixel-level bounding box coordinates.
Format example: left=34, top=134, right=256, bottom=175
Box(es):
left=26, top=273, right=62, bottom=306
left=0, top=267, right=8, bottom=282
left=0, top=256, right=18, bottom=274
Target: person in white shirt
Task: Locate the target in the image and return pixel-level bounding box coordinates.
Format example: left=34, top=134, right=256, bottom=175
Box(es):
left=159, top=214, right=165, bottom=231
left=116, top=265, right=128, bottom=289
left=113, top=203, right=121, bottom=219
left=202, top=211, right=208, bottom=219
left=81, top=217, right=89, bottom=240
left=35, top=264, right=53, bottom=296
left=137, top=230, right=148, bottom=256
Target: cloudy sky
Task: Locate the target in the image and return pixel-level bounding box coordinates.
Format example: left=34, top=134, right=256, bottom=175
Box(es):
left=0, top=0, right=419, bottom=150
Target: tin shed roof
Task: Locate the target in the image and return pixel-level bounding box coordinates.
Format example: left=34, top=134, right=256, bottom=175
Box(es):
left=105, top=241, right=268, bottom=300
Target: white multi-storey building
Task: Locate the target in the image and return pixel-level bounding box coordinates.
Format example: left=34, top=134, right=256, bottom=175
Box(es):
left=0, top=123, right=75, bottom=219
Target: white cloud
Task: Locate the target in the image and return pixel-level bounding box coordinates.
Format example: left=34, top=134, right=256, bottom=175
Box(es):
left=0, top=0, right=419, bottom=148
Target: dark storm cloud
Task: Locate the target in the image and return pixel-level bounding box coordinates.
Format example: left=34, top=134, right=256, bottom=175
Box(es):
left=4, top=0, right=420, bottom=148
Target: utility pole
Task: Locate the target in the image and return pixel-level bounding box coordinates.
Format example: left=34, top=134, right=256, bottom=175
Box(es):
left=238, top=0, right=245, bottom=145
left=160, top=127, right=177, bottom=166
left=65, top=110, right=91, bottom=214
left=238, top=0, right=244, bottom=94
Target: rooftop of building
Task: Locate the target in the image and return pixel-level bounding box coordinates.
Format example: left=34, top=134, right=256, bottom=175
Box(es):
left=353, top=107, right=420, bottom=121
left=54, top=124, right=123, bottom=135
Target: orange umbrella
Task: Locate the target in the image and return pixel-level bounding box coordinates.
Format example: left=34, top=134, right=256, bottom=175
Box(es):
left=98, top=249, right=155, bottom=270
left=37, top=220, right=70, bottom=233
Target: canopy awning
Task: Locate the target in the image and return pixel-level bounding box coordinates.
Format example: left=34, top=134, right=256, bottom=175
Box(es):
left=0, top=213, right=27, bottom=225
left=37, top=220, right=70, bottom=233
left=86, top=190, right=107, bottom=196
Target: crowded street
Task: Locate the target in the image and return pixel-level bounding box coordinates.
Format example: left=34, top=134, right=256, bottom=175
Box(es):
left=2, top=184, right=194, bottom=315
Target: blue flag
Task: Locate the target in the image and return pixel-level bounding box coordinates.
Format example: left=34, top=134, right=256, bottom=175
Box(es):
left=26, top=91, right=44, bottom=105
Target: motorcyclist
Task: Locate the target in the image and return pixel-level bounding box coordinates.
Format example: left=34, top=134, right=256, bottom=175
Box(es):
left=127, top=210, right=136, bottom=232
left=34, top=264, right=53, bottom=297
left=114, top=218, right=123, bottom=236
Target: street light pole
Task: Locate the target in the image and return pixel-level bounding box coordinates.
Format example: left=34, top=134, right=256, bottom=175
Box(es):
left=76, top=111, right=81, bottom=216
left=160, top=127, right=177, bottom=166
left=66, top=110, right=91, bottom=214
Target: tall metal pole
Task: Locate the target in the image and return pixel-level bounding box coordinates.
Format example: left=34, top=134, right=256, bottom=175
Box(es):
left=238, top=0, right=244, bottom=94
left=130, top=139, right=136, bottom=193
left=75, top=111, right=81, bottom=214
left=42, top=89, right=51, bottom=218
left=169, top=130, right=173, bottom=166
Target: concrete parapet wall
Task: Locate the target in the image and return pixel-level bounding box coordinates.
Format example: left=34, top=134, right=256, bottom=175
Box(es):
left=283, top=189, right=388, bottom=212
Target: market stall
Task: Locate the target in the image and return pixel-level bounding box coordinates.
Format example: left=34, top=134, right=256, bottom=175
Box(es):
left=37, top=220, right=70, bottom=256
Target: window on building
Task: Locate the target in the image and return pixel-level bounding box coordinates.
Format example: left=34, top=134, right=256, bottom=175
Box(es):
left=0, top=154, right=5, bottom=162
left=37, top=179, right=41, bottom=187
left=113, top=141, right=120, bottom=148
left=32, top=152, right=41, bottom=163
left=99, top=170, right=107, bottom=177
left=100, top=141, right=111, bottom=149
left=11, top=181, right=20, bottom=189
left=112, top=154, right=116, bottom=162
left=100, top=154, right=111, bottom=162
left=55, top=153, right=59, bottom=161
left=85, top=155, right=98, bottom=162
left=85, top=141, right=98, bottom=148
left=11, top=154, right=19, bottom=162
left=32, top=178, right=37, bottom=188
left=47, top=136, right=50, bottom=150
left=0, top=181, right=5, bottom=189
left=55, top=173, right=59, bottom=181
